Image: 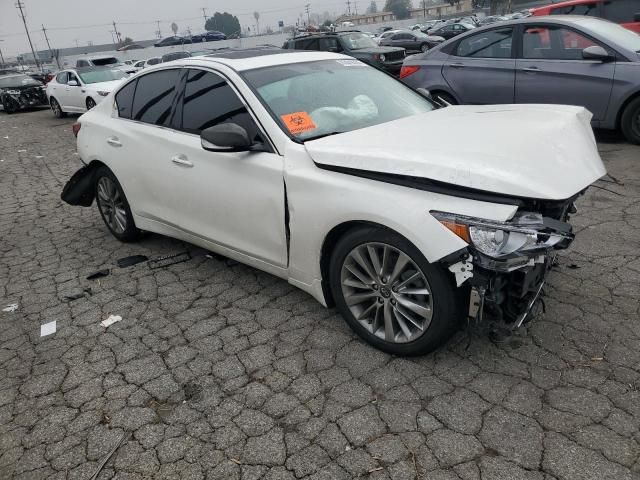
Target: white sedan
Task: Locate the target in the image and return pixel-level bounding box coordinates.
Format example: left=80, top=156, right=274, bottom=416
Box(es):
left=68, top=50, right=605, bottom=355
left=46, top=67, right=128, bottom=117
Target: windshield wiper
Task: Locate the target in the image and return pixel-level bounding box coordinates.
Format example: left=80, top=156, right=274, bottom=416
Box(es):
left=303, top=131, right=344, bottom=142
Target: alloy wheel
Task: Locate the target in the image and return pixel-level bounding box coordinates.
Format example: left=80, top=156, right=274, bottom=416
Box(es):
left=87, top=98, right=96, bottom=110
left=96, top=176, right=127, bottom=234
left=340, top=242, right=433, bottom=343
left=51, top=99, right=61, bottom=117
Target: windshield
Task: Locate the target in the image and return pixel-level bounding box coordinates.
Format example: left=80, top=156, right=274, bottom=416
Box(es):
left=581, top=18, right=640, bottom=52
left=340, top=33, right=378, bottom=50
left=78, top=69, right=127, bottom=84
left=243, top=60, right=434, bottom=141
left=91, top=57, right=120, bottom=66
left=0, top=75, right=40, bottom=88
left=413, top=31, right=428, bottom=38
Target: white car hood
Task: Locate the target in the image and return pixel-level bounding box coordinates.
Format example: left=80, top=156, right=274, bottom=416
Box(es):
left=85, top=80, right=124, bottom=92
left=304, top=104, right=606, bottom=200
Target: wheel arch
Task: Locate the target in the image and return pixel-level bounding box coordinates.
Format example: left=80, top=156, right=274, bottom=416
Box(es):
left=616, top=89, right=640, bottom=129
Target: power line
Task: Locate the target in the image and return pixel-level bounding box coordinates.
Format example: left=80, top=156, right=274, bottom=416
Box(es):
left=112, top=21, right=121, bottom=46
left=15, top=0, right=40, bottom=70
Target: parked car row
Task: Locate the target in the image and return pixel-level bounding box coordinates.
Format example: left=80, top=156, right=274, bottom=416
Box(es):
left=400, top=16, right=640, bottom=144
left=153, top=31, right=226, bottom=47
left=59, top=47, right=607, bottom=355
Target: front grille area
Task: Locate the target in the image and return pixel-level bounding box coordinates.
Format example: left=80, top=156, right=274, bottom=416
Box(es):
left=384, top=51, right=405, bottom=63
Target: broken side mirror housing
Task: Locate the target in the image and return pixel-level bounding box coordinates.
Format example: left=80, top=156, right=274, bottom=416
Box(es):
left=582, top=45, right=612, bottom=62
left=200, top=123, right=269, bottom=153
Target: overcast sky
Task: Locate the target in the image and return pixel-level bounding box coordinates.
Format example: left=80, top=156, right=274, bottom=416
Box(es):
left=0, top=0, right=374, bottom=56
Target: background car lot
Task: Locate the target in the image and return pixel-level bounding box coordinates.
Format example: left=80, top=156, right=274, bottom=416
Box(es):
left=1, top=109, right=639, bottom=478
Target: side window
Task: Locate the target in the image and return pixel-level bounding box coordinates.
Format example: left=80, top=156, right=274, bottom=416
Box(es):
left=69, top=73, right=80, bottom=84
left=132, top=69, right=180, bottom=125
left=181, top=69, right=260, bottom=142
left=115, top=79, right=137, bottom=119
left=603, top=0, right=638, bottom=23
left=55, top=72, right=68, bottom=84
left=456, top=28, right=512, bottom=58
left=319, top=37, right=341, bottom=51
left=296, top=38, right=320, bottom=50
left=522, top=26, right=598, bottom=60
left=550, top=4, right=599, bottom=16
left=78, top=60, right=89, bottom=67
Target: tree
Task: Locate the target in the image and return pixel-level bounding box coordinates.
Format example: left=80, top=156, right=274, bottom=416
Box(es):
left=322, top=19, right=332, bottom=27
left=205, top=13, right=241, bottom=37
left=254, top=11, right=260, bottom=34
left=384, top=0, right=412, bottom=19
left=119, top=36, right=134, bottom=47
left=366, top=1, right=378, bottom=14
left=171, top=22, right=178, bottom=35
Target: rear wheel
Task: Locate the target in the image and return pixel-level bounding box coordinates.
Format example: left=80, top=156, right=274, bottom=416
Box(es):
left=329, top=226, right=465, bottom=355
left=95, top=166, right=141, bottom=242
left=50, top=97, right=66, bottom=118
left=620, top=97, right=640, bottom=145
left=86, top=97, right=97, bottom=110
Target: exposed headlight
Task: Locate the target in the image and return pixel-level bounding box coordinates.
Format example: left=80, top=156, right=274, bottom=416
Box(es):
left=432, top=211, right=572, bottom=259
left=5, top=90, right=21, bottom=95
left=379, top=54, right=386, bottom=62
left=97, top=91, right=110, bottom=97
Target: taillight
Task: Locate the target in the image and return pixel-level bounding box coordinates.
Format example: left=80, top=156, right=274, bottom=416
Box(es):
left=72, top=122, right=81, bottom=138
left=400, top=65, right=420, bottom=79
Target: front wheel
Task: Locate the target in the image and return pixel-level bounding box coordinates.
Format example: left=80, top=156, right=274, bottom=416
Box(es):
left=329, top=226, right=465, bottom=355
left=50, top=97, right=66, bottom=118
left=620, top=97, right=640, bottom=145
left=86, top=97, right=97, bottom=110
left=95, top=167, right=141, bottom=242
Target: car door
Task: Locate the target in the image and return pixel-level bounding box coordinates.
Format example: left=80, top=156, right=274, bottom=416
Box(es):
left=443, top=27, right=515, bottom=104
left=165, top=68, right=287, bottom=268
left=104, top=68, right=185, bottom=223
left=50, top=72, right=69, bottom=107
left=514, top=24, right=614, bottom=121
left=66, top=72, right=86, bottom=111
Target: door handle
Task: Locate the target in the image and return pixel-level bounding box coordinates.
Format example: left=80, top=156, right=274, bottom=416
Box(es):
left=106, top=137, right=122, bottom=147
left=171, top=155, right=193, bottom=167
left=522, top=67, right=540, bottom=72
left=450, top=63, right=465, bottom=68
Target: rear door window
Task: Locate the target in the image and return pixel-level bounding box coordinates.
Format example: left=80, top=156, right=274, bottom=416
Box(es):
left=179, top=69, right=261, bottom=141
left=456, top=28, right=513, bottom=58
left=319, top=37, right=341, bottom=51
left=131, top=69, right=180, bottom=126
left=55, top=72, right=68, bottom=83
left=115, top=79, right=137, bottom=119
left=550, top=3, right=600, bottom=16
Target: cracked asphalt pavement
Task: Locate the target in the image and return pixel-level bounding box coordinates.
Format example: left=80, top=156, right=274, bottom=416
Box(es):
left=1, top=109, right=640, bottom=480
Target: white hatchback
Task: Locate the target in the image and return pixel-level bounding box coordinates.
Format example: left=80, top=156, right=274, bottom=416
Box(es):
left=69, top=49, right=606, bottom=355
left=46, top=67, right=128, bottom=117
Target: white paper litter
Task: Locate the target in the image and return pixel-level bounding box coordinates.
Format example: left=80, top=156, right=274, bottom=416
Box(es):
left=101, top=315, right=122, bottom=327
left=40, top=321, right=57, bottom=337
left=2, top=136, right=8, bottom=139
left=17, top=149, right=26, bottom=153
left=2, top=304, right=18, bottom=313
left=35, top=155, right=43, bottom=159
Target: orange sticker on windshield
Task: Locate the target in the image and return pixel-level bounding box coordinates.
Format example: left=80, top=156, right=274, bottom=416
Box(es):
left=281, top=111, right=317, bottom=135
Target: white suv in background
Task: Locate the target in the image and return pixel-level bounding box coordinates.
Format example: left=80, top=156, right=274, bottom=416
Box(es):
left=76, top=56, right=137, bottom=74
left=67, top=50, right=606, bottom=355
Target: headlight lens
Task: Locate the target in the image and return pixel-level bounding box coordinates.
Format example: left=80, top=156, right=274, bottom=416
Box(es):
left=379, top=54, right=386, bottom=62
left=97, top=91, right=109, bottom=97
left=432, top=211, right=571, bottom=259
left=5, top=90, right=21, bottom=95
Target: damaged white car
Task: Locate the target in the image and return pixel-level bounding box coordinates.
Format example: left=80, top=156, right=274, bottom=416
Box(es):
left=66, top=50, right=606, bottom=355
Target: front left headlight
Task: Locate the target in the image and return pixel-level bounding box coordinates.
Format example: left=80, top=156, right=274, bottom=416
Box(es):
left=97, top=91, right=110, bottom=97
left=379, top=54, right=386, bottom=62
left=432, top=211, right=572, bottom=259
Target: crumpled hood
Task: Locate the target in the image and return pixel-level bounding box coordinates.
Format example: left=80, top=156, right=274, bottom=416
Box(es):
left=305, top=104, right=606, bottom=200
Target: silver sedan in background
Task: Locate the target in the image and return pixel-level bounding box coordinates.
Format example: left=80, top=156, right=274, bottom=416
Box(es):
left=401, top=16, right=640, bottom=144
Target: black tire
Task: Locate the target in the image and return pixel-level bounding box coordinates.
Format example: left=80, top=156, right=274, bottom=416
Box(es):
left=2, top=95, right=17, bottom=114
left=329, top=226, right=466, bottom=355
left=94, top=166, right=141, bottom=242
left=434, top=91, right=457, bottom=106
left=86, top=97, right=97, bottom=110
left=620, top=96, right=640, bottom=145
left=50, top=97, right=66, bottom=118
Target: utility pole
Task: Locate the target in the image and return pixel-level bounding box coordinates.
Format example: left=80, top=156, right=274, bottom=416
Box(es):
left=0, top=40, right=5, bottom=67
left=112, top=21, right=121, bottom=45
left=156, top=20, right=162, bottom=39
left=346, top=0, right=352, bottom=16
left=201, top=7, right=208, bottom=26
left=108, top=31, right=116, bottom=46
left=15, top=0, right=41, bottom=71
left=41, top=24, right=59, bottom=69
left=305, top=4, right=311, bottom=26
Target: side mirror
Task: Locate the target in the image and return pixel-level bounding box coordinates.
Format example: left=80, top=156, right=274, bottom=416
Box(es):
left=582, top=45, right=612, bottom=61
left=67, top=80, right=79, bottom=86
left=201, top=123, right=268, bottom=153
left=416, top=88, right=433, bottom=100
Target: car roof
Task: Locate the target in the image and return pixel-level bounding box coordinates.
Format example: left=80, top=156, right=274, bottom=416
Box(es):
left=173, top=48, right=350, bottom=72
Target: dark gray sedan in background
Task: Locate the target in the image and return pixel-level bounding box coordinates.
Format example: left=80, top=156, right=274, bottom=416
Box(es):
left=401, top=16, right=640, bottom=144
